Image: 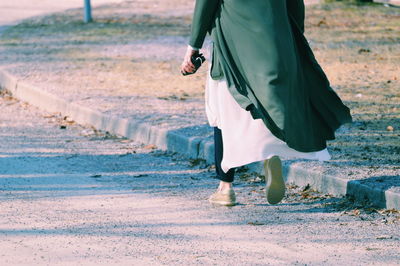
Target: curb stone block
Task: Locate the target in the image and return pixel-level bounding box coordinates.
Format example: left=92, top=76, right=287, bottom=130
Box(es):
left=347, top=181, right=400, bottom=209
left=0, top=69, right=18, bottom=92
left=149, top=126, right=168, bottom=150
left=347, top=181, right=386, bottom=208
left=285, top=163, right=348, bottom=196
left=198, top=139, right=214, bottom=164
left=374, top=0, right=400, bottom=6
left=15, top=81, right=69, bottom=113
left=123, top=120, right=153, bottom=146
left=166, top=131, right=200, bottom=158
left=126, top=121, right=153, bottom=145
left=67, top=103, right=105, bottom=127
left=385, top=190, right=400, bottom=210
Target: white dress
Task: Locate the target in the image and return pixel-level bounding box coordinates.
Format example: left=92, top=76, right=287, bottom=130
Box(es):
left=205, top=68, right=331, bottom=173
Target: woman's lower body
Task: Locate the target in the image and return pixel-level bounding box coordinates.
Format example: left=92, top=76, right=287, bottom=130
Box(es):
left=206, top=70, right=331, bottom=205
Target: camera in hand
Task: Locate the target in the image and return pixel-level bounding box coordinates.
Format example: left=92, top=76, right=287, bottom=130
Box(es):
left=182, top=53, right=206, bottom=76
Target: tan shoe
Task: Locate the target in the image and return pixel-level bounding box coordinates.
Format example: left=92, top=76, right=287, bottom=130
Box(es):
left=264, top=156, right=285, bottom=204
left=209, top=188, right=237, bottom=206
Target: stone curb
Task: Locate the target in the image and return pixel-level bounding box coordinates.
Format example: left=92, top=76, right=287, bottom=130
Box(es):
left=374, top=0, right=400, bottom=7
left=0, top=69, right=398, bottom=210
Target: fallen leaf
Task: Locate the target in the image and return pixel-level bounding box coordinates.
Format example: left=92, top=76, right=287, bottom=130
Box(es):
left=317, top=18, right=327, bottom=27
left=132, top=174, right=149, bottom=178
left=358, top=48, right=371, bottom=54
left=144, top=144, right=157, bottom=150
left=119, top=152, right=135, bottom=157
left=248, top=221, right=265, bottom=226
left=43, top=114, right=57, bottom=118
left=366, top=247, right=380, bottom=251
left=349, top=209, right=361, bottom=216
left=378, top=209, right=399, bottom=215
left=189, top=158, right=203, bottom=167
left=303, top=184, right=311, bottom=191
left=386, top=126, right=394, bottom=131
left=376, top=235, right=393, bottom=240
left=365, top=208, right=378, bottom=214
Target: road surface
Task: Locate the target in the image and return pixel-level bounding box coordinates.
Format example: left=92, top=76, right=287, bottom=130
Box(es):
left=0, top=92, right=399, bottom=265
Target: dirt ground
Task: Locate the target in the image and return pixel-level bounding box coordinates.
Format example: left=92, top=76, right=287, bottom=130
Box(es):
left=1, top=92, right=400, bottom=265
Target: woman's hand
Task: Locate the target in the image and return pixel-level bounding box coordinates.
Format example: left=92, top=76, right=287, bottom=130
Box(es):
left=181, top=46, right=199, bottom=76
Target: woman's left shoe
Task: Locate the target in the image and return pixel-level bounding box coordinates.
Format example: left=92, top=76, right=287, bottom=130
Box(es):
left=209, top=188, right=236, bottom=206
left=264, top=156, right=285, bottom=204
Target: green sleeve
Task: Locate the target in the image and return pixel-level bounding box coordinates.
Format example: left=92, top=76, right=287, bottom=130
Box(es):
left=286, top=0, right=305, bottom=33
left=189, top=0, right=220, bottom=49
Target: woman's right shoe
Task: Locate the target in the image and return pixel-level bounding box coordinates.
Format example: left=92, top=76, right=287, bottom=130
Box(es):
left=264, top=156, right=285, bottom=204
left=209, top=188, right=236, bottom=206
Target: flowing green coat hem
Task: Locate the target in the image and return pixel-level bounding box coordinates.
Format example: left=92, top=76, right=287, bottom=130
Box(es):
left=189, top=0, right=353, bottom=153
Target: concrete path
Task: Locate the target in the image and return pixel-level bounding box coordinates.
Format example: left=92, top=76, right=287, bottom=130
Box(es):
left=0, top=0, right=125, bottom=28
left=1, top=93, right=400, bottom=265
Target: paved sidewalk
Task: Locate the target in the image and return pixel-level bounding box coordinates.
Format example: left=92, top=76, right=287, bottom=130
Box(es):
left=0, top=0, right=399, bottom=210
left=0, top=0, right=125, bottom=26
left=0, top=93, right=399, bottom=265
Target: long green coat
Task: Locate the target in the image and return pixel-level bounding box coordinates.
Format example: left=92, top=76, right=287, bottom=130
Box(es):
left=189, top=0, right=353, bottom=152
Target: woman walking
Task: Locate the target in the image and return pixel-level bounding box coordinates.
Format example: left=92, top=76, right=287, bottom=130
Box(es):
left=181, top=0, right=352, bottom=206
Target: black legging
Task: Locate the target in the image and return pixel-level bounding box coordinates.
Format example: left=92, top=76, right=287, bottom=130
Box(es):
left=214, top=127, right=236, bottom=182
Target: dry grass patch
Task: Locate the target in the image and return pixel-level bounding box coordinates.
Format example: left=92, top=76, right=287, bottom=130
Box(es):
left=305, top=3, right=399, bottom=166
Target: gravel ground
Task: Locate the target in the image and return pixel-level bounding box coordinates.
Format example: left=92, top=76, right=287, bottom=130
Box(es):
left=0, top=2, right=399, bottom=193
left=1, top=93, right=400, bottom=265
